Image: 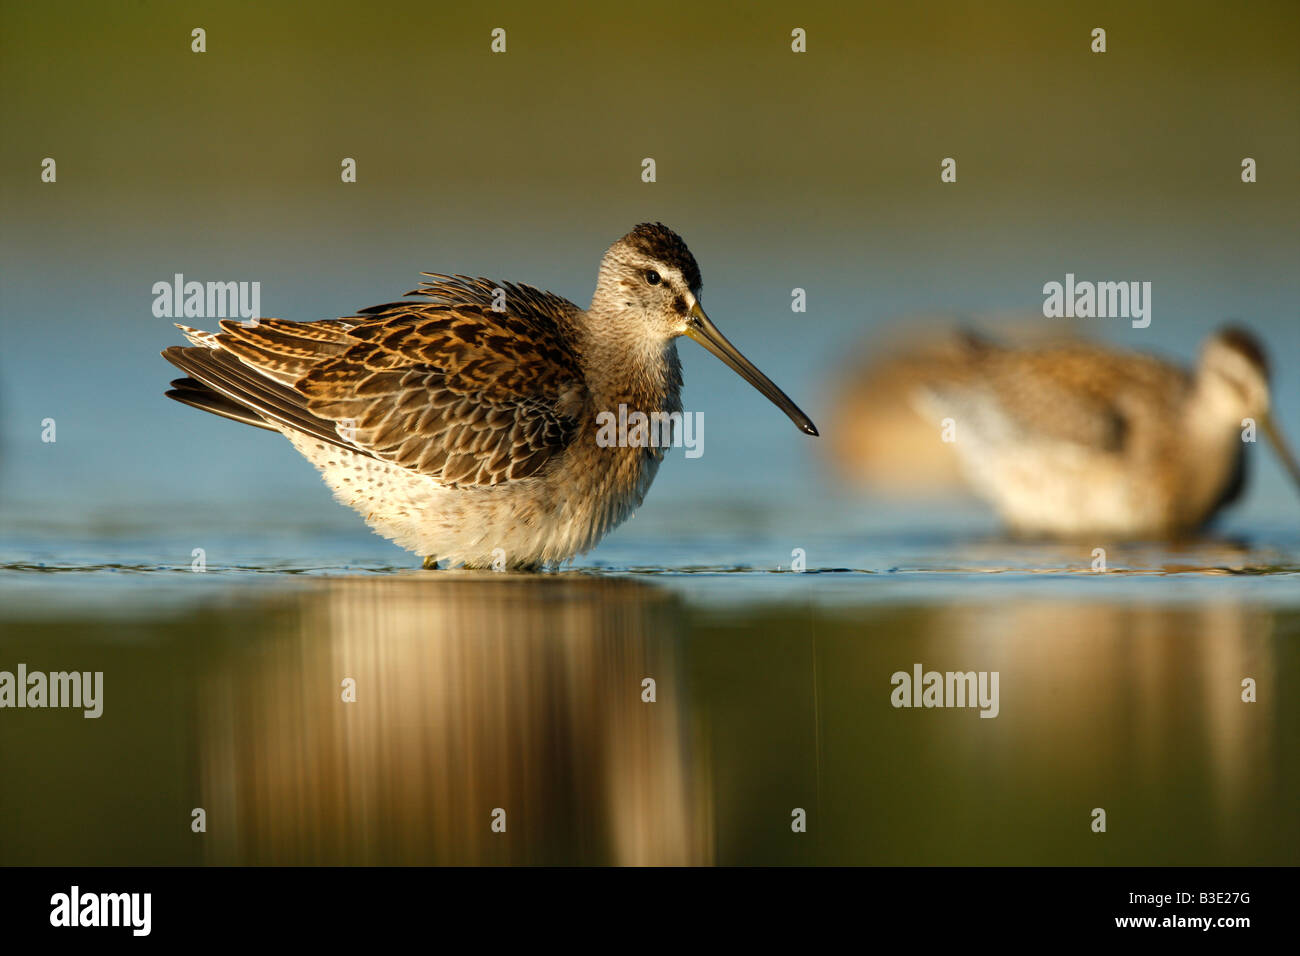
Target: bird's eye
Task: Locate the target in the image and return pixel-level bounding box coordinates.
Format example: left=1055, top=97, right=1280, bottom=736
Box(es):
left=645, top=270, right=661, bottom=285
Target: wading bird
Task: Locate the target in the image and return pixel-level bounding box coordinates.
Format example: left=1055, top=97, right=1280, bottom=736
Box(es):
left=163, top=223, right=817, bottom=568
left=833, top=326, right=1299, bottom=539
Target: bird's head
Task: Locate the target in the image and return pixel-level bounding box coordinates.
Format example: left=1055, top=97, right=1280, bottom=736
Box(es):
left=593, top=222, right=818, bottom=436
left=1199, top=325, right=1300, bottom=494
left=1199, top=325, right=1272, bottom=419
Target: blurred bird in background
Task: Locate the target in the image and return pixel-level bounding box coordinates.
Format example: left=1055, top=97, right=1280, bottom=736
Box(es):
left=828, top=322, right=1300, bottom=539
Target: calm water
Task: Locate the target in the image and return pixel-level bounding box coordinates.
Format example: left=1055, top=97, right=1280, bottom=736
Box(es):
left=2, top=519, right=1298, bottom=866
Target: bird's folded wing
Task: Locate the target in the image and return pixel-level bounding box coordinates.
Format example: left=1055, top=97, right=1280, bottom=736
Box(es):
left=914, top=344, right=1133, bottom=453
left=211, top=287, right=588, bottom=487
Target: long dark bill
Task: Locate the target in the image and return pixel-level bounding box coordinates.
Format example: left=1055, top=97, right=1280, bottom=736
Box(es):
left=684, top=303, right=819, bottom=436
left=1263, top=415, right=1300, bottom=494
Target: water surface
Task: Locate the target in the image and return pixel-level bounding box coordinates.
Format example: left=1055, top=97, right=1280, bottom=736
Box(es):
left=2, top=526, right=1296, bottom=866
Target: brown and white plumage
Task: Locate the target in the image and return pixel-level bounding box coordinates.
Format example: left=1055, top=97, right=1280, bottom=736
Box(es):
left=163, top=223, right=817, bottom=568
left=901, top=327, right=1300, bottom=538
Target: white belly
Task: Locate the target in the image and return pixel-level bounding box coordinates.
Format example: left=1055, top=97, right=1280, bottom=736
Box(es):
left=955, top=442, right=1166, bottom=539
left=282, top=429, right=659, bottom=567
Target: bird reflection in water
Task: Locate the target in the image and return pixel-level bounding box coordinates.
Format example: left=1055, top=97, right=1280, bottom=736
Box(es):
left=194, top=575, right=712, bottom=865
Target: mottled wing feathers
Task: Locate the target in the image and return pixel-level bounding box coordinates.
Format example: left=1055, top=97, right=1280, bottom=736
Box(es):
left=165, top=375, right=279, bottom=432
left=163, top=343, right=358, bottom=453
left=406, top=273, right=586, bottom=330
left=163, top=280, right=588, bottom=488
left=213, top=317, right=358, bottom=386
left=920, top=337, right=1189, bottom=454
left=957, top=344, right=1128, bottom=452
left=295, top=299, right=587, bottom=485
